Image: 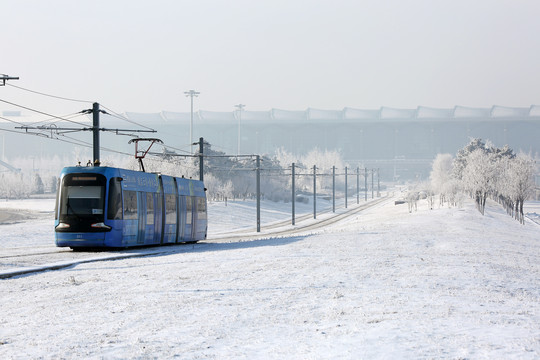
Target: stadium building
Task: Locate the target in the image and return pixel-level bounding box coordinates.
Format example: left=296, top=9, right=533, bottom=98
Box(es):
left=2, top=105, right=540, bottom=180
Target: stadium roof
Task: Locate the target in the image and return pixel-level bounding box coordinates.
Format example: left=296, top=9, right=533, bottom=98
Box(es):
left=2, top=105, right=540, bottom=126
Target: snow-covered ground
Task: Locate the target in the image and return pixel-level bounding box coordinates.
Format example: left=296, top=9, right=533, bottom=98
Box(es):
left=1, top=195, right=539, bottom=359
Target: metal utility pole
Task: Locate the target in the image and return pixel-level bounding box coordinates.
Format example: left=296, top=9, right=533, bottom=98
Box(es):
left=365, top=167, right=368, bottom=201
left=184, top=90, right=200, bottom=154
left=256, top=155, right=261, bottom=232
left=198, top=137, right=204, bottom=182
left=292, top=163, right=296, bottom=225
left=377, top=168, right=380, bottom=197
left=371, top=168, right=375, bottom=199
left=345, top=166, right=348, bottom=209
left=235, top=104, right=245, bottom=155
left=313, top=165, right=317, bottom=219
left=92, top=102, right=100, bottom=165
left=332, top=166, right=336, bottom=213
left=356, top=167, right=360, bottom=204
left=1, top=74, right=19, bottom=86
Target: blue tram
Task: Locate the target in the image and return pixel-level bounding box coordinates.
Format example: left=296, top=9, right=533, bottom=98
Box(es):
left=55, top=166, right=207, bottom=249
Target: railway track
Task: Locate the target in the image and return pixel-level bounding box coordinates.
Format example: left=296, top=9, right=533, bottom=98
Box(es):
left=0, top=195, right=392, bottom=279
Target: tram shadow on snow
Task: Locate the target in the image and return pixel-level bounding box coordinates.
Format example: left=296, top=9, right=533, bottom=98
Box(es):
left=70, top=235, right=306, bottom=254
left=192, top=235, right=306, bottom=252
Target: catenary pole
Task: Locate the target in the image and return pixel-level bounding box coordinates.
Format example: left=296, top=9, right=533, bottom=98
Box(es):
left=92, top=102, right=100, bottom=166
left=198, top=137, right=204, bottom=182
left=372, top=168, right=374, bottom=199
left=256, top=155, right=260, bottom=232
left=365, top=167, right=368, bottom=201
left=345, top=166, right=348, bottom=209
left=377, top=168, right=380, bottom=197
left=332, top=166, right=335, bottom=213
left=292, top=163, right=296, bottom=225
left=313, top=165, right=317, bottom=219
left=357, top=167, right=360, bottom=204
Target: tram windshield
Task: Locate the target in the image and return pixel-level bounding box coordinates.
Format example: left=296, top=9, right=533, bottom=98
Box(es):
left=59, top=174, right=106, bottom=218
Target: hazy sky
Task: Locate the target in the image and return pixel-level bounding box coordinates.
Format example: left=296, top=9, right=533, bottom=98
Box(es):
left=2, top=0, right=540, bottom=114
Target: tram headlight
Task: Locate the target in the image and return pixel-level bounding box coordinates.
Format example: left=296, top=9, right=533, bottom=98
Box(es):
left=56, top=223, right=70, bottom=229
left=91, top=222, right=112, bottom=231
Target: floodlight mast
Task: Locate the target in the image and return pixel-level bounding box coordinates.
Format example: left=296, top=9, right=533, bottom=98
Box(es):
left=184, top=90, right=200, bottom=154
left=234, top=104, right=245, bottom=155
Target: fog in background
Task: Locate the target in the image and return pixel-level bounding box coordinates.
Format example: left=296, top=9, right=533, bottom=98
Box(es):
left=2, top=0, right=539, bottom=114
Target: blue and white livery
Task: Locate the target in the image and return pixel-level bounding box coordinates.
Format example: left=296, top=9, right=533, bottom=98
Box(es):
left=55, top=166, right=207, bottom=249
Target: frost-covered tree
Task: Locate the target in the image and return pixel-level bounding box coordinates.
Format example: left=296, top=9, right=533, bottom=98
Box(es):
left=430, top=153, right=453, bottom=206
left=507, top=153, right=536, bottom=224
left=462, top=149, right=497, bottom=215
left=0, top=172, right=29, bottom=199
left=452, top=138, right=534, bottom=222
left=274, top=147, right=346, bottom=196
left=406, top=190, right=419, bottom=213
left=49, top=175, right=58, bottom=194
left=31, top=173, right=45, bottom=194
left=453, top=138, right=487, bottom=180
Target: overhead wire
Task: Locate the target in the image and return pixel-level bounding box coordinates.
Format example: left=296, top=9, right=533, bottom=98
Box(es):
left=102, top=115, right=199, bottom=156
left=0, top=127, right=37, bottom=136
left=0, top=85, right=191, bottom=167
left=30, top=111, right=90, bottom=127
left=60, top=133, right=134, bottom=157
left=0, top=98, right=89, bottom=127
left=99, top=104, right=156, bottom=131
left=1, top=85, right=245, bottom=170
left=6, top=83, right=93, bottom=103
left=3, top=85, right=156, bottom=131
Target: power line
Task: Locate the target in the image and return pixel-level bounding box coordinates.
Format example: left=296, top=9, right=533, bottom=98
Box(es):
left=29, top=112, right=89, bottom=127
left=0, top=115, right=27, bottom=127
left=99, top=104, right=156, bottom=131
left=0, top=98, right=88, bottom=126
left=4, top=84, right=155, bottom=132
left=0, top=127, right=36, bottom=136
left=6, top=83, right=93, bottom=103
left=60, top=133, right=133, bottom=157
left=0, top=122, right=136, bottom=159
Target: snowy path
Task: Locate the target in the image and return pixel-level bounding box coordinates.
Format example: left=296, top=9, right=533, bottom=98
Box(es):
left=1, top=197, right=540, bottom=358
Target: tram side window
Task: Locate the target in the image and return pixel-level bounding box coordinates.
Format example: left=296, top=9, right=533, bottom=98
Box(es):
left=54, top=178, right=60, bottom=220
left=186, top=196, right=192, bottom=224
left=197, top=197, right=207, bottom=220
left=146, top=193, right=154, bottom=225
left=124, top=190, right=138, bottom=220
left=107, top=177, right=123, bottom=220
left=165, top=194, right=176, bottom=224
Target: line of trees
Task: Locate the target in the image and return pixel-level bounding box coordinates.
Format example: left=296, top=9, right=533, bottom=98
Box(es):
left=123, top=143, right=349, bottom=203
left=0, top=144, right=352, bottom=202
left=430, top=138, right=537, bottom=224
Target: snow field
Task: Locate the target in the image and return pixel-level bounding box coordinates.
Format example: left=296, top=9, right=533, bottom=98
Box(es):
left=0, top=197, right=539, bottom=358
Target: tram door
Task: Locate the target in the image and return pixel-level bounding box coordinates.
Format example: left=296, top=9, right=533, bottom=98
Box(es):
left=154, top=193, right=162, bottom=244
left=137, top=192, right=145, bottom=245
left=178, top=196, right=186, bottom=242
left=185, top=196, right=194, bottom=241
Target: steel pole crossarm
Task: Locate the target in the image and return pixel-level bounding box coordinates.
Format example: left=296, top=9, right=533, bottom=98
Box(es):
left=102, top=128, right=156, bottom=133
left=15, top=125, right=156, bottom=133
left=17, top=125, right=95, bottom=132
left=1, top=75, right=19, bottom=86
